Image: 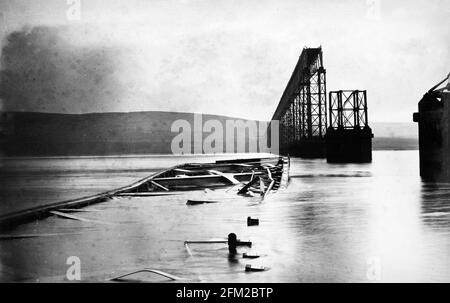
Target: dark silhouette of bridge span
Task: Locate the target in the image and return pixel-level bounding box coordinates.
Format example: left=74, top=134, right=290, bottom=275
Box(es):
left=270, top=47, right=373, bottom=162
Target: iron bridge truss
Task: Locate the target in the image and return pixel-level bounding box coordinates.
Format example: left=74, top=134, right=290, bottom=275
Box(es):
left=328, top=90, right=368, bottom=129
left=271, top=47, right=327, bottom=156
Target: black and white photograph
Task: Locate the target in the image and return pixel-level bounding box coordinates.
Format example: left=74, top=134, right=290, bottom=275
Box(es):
left=0, top=0, right=449, bottom=292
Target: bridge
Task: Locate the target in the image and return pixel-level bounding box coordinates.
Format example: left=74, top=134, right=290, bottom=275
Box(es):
left=271, top=47, right=373, bottom=162
left=271, top=47, right=327, bottom=158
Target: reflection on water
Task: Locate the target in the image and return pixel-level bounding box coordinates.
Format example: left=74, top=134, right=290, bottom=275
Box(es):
left=0, top=151, right=449, bottom=282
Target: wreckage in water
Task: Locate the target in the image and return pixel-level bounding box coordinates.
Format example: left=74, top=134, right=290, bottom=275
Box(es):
left=117, top=156, right=289, bottom=195
left=0, top=156, right=290, bottom=229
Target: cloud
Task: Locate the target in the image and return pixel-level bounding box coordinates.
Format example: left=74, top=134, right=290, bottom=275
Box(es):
left=0, top=25, right=125, bottom=113
left=0, top=0, right=448, bottom=122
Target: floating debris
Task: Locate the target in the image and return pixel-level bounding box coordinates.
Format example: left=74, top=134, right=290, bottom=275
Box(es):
left=184, top=239, right=228, bottom=245
left=49, top=211, right=112, bottom=225
left=184, top=233, right=252, bottom=247
left=243, top=253, right=260, bottom=259
left=245, top=264, right=267, bottom=272
left=109, top=268, right=184, bottom=282
left=247, top=217, right=259, bottom=226
left=57, top=208, right=101, bottom=213
left=0, top=232, right=80, bottom=240
left=186, top=200, right=218, bottom=206
left=228, top=233, right=238, bottom=254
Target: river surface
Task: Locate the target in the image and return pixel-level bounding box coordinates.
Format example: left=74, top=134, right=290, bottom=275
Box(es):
left=0, top=151, right=449, bottom=282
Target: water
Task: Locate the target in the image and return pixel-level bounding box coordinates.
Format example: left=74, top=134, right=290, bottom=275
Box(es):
left=0, top=151, right=449, bottom=282
left=0, top=154, right=246, bottom=215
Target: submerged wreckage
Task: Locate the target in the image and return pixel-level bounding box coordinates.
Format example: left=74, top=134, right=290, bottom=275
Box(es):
left=0, top=156, right=289, bottom=282
left=0, top=156, right=290, bottom=229
left=118, top=156, right=289, bottom=197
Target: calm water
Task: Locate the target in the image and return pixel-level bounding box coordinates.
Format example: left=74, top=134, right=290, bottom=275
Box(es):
left=0, top=151, right=449, bottom=282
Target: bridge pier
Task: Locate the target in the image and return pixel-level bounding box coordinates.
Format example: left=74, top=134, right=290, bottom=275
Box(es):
left=413, top=90, right=450, bottom=181
left=325, top=90, right=373, bottom=163
left=282, top=139, right=326, bottom=158
left=325, top=127, right=373, bottom=163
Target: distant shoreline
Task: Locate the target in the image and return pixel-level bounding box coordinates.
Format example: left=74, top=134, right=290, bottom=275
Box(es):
left=0, top=150, right=418, bottom=160
left=0, top=111, right=418, bottom=157
left=0, top=152, right=274, bottom=160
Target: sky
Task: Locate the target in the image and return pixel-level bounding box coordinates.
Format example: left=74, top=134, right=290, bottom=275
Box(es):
left=0, top=0, right=448, bottom=122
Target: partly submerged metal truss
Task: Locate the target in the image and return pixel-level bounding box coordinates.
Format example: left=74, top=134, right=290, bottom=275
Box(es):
left=0, top=157, right=290, bottom=229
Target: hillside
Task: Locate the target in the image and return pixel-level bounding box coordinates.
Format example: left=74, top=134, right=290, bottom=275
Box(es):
left=0, top=111, right=263, bottom=156
left=0, top=111, right=418, bottom=156
left=371, top=122, right=418, bottom=150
